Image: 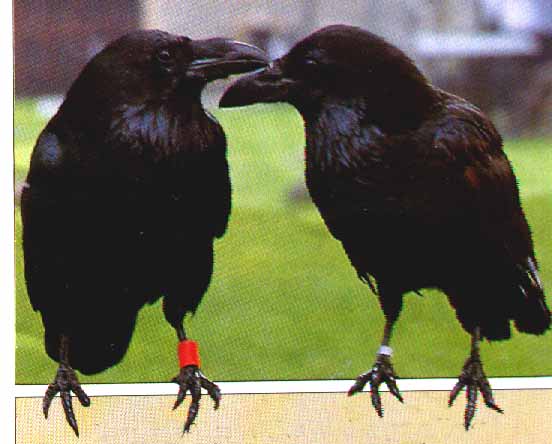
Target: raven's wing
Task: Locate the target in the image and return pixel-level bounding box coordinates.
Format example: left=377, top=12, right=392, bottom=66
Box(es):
left=431, top=102, right=549, bottom=333
left=207, top=139, right=231, bottom=239
left=163, top=116, right=231, bottom=240
left=432, top=104, right=534, bottom=271
left=21, top=129, right=73, bottom=313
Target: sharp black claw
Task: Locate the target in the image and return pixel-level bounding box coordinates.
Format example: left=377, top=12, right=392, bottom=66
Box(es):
left=371, top=387, right=383, bottom=417
left=348, top=355, right=402, bottom=417
left=204, top=382, right=221, bottom=410
left=172, top=365, right=221, bottom=432
left=479, top=380, right=504, bottom=413
left=43, top=385, right=56, bottom=419
left=74, top=386, right=91, bottom=408
left=485, top=401, right=504, bottom=414
left=450, top=356, right=502, bottom=430
left=448, top=380, right=464, bottom=407
left=347, top=372, right=368, bottom=397
left=389, top=383, right=404, bottom=403
left=43, top=363, right=89, bottom=437
left=67, top=415, right=79, bottom=437
left=173, top=387, right=186, bottom=411
left=464, top=383, right=477, bottom=430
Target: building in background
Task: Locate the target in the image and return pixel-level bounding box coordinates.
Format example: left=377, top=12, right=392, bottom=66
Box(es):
left=14, top=0, right=551, bottom=136
left=14, top=1, right=141, bottom=97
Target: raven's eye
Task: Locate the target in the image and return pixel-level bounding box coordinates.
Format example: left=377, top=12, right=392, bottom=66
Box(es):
left=304, top=58, right=318, bottom=67
left=157, top=49, right=172, bottom=63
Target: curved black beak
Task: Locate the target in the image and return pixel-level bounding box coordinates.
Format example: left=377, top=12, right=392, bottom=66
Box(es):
left=219, top=60, right=295, bottom=108
left=187, top=38, right=269, bottom=82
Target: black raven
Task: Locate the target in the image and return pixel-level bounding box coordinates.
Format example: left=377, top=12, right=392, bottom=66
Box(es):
left=220, top=25, right=550, bottom=429
left=21, top=29, right=268, bottom=435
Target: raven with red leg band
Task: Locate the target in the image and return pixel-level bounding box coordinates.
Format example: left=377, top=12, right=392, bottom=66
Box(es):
left=21, top=30, right=268, bottom=436
left=171, top=328, right=221, bottom=433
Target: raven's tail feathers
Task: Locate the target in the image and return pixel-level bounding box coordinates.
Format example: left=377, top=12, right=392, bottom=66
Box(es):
left=44, top=309, right=138, bottom=375
left=513, top=258, right=551, bottom=335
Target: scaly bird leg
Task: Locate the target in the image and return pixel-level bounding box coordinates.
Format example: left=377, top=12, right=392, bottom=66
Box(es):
left=43, top=335, right=90, bottom=437
left=449, top=327, right=503, bottom=430
left=348, top=319, right=403, bottom=417
left=171, top=325, right=221, bottom=433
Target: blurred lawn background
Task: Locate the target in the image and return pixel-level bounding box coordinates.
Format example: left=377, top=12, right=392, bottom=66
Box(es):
left=15, top=99, right=552, bottom=384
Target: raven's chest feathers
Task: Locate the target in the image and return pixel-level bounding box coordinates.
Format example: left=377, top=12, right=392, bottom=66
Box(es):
left=303, top=100, right=444, bottom=240
left=304, top=102, right=403, bottom=213
left=305, top=102, right=387, bottom=174
left=59, top=102, right=230, bottom=234
left=107, top=103, right=225, bottom=175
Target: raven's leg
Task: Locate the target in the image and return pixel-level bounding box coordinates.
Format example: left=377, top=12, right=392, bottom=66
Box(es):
left=449, top=327, right=503, bottom=429
left=348, top=290, right=403, bottom=417
left=163, top=305, right=221, bottom=433
left=43, top=334, right=90, bottom=437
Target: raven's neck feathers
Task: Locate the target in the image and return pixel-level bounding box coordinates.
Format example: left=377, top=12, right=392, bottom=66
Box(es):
left=109, top=101, right=218, bottom=157
left=54, top=99, right=221, bottom=160
left=303, top=74, right=437, bottom=172
left=301, top=63, right=436, bottom=135
left=305, top=98, right=387, bottom=173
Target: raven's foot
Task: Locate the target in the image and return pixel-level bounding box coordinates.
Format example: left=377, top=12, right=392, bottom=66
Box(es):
left=172, top=365, right=221, bottom=433
left=449, top=355, right=503, bottom=430
left=347, top=354, right=403, bottom=417
left=43, top=362, right=90, bottom=437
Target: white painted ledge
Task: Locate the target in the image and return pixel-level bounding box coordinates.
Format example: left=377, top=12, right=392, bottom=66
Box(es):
left=15, top=376, right=552, bottom=398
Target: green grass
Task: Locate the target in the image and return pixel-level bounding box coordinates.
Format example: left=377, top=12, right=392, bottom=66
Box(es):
left=15, top=99, right=552, bottom=384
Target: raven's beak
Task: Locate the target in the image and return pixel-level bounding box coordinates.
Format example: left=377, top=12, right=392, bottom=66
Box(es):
left=219, top=60, right=295, bottom=108
left=187, top=38, right=269, bottom=81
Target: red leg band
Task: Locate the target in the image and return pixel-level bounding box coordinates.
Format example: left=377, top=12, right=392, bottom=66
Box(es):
left=178, top=340, right=201, bottom=368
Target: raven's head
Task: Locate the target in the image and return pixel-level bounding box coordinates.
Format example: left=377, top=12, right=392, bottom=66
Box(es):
left=220, top=25, right=433, bottom=127
left=65, top=30, right=269, bottom=108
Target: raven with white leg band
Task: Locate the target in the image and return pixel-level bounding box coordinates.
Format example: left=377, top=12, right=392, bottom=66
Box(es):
left=348, top=303, right=403, bottom=416
left=220, top=24, right=550, bottom=429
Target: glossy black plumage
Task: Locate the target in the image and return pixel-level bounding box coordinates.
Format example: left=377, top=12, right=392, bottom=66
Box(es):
left=23, top=87, right=229, bottom=374
left=221, top=25, right=550, bottom=427
left=21, top=29, right=268, bottom=434
left=303, top=90, right=549, bottom=340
